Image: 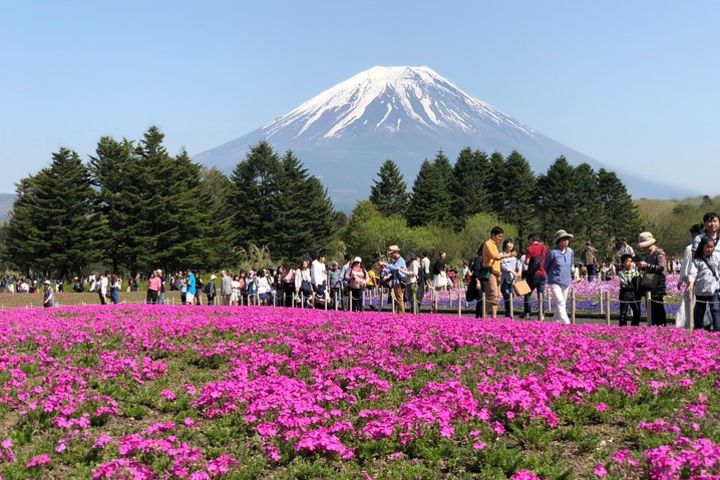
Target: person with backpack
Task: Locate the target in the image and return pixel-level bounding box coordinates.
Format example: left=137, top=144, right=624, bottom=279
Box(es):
left=523, top=234, right=548, bottom=320
left=688, top=236, right=720, bottom=331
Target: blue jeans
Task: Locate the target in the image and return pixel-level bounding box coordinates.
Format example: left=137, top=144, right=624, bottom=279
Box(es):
left=501, top=281, right=514, bottom=313
left=694, top=293, right=720, bottom=331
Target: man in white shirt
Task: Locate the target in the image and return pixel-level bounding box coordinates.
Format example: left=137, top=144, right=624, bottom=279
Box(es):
left=311, top=254, right=327, bottom=291
left=421, top=253, right=431, bottom=283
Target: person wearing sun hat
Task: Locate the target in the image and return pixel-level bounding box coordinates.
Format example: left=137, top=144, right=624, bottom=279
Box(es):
left=344, top=257, right=368, bottom=312
left=544, top=229, right=575, bottom=324
left=637, top=231, right=667, bottom=326
left=381, top=245, right=407, bottom=313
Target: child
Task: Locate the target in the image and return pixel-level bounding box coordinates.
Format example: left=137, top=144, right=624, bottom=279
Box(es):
left=618, top=254, right=641, bottom=326
left=688, top=237, right=720, bottom=331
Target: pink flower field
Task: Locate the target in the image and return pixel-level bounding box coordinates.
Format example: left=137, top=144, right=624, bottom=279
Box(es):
left=0, top=305, right=719, bottom=479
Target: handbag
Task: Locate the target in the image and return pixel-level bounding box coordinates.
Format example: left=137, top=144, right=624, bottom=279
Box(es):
left=513, top=279, right=531, bottom=297
left=640, top=272, right=660, bottom=291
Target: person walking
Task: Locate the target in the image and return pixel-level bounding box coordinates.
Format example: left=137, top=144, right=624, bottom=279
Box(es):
left=618, top=254, right=641, bottom=326
left=406, top=253, right=420, bottom=314
left=344, top=257, right=368, bottom=312
left=583, top=240, right=599, bottom=282
left=43, top=280, right=55, bottom=308
left=381, top=245, right=407, bottom=314
left=295, top=261, right=313, bottom=306
left=479, top=227, right=513, bottom=318
left=110, top=274, right=121, bottom=305
left=146, top=271, right=161, bottom=304
left=186, top=269, right=196, bottom=305
left=637, top=231, right=667, bottom=326
left=328, top=261, right=343, bottom=307
left=206, top=274, right=217, bottom=305
left=157, top=270, right=167, bottom=305
left=98, top=272, right=109, bottom=305
left=220, top=271, right=232, bottom=306
left=311, top=254, right=327, bottom=292
left=431, top=251, right=448, bottom=313
left=523, top=234, right=548, bottom=319
left=688, top=236, right=720, bottom=331
left=500, top=239, right=522, bottom=318
left=677, top=224, right=705, bottom=328
left=545, top=230, right=575, bottom=324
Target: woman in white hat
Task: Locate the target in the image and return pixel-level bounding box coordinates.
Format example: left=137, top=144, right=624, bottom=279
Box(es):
left=637, top=231, right=667, bottom=326
left=344, top=257, right=368, bottom=312
left=544, top=230, right=575, bottom=324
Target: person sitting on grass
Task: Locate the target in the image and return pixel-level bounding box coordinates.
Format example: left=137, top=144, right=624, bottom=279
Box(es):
left=618, top=254, right=641, bottom=326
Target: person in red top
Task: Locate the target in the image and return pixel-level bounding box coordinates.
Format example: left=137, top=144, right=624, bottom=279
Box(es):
left=523, top=233, right=548, bottom=319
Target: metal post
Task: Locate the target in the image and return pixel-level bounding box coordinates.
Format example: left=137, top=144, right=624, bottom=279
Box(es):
left=600, top=291, right=604, bottom=314
left=301, top=292, right=305, bottom=309
left=548, top=293, right=552, bottom=313
left=362, top=289, right=365, bottom=312
left=380, top=287, right=384, bottom=310
left=571, top=290, right=576, bottom=324
left=481, top=292, right=487, bottom=318
left=646, top=292, right=652, bottom=326
left=689, top=293, right=695, bottom=332
left=458, top=289, right=462, bottom=317
left=539, top=292, right=545, bottom=321
left=509, top=293, right=514, bottom=319
left=605, top=293, right=611, bottom=326
left=335, top=291, right=339, bottom=311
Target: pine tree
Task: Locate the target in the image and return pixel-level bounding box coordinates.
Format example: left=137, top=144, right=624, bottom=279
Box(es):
left=597, top=168, right=641, bottom=252
left=4, top=176, right=43, bottom=275
left=201, top=167, right=234, bottom=269
left=406, top=154, right=453, bottom=227
left=89, top=136, right=141, bottom=273
left=229, top=141, right=283, bottom=252
left=452, top=148, right=490, bottom=225
left=407, top=151, right=454, bottom=226
left=5, top=149, right=101, bottom=277
left=498, top=151, right=536, bottom=247
left=369, top=159, right=409, bottom=216
left=571, top=163, right=600, bottom=244
left=535, top=156, right=577, bottom=241
left=487, top=152, right=506, bottom=213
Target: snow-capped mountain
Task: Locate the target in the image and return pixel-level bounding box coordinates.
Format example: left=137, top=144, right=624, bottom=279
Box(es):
left=194, top=66, right=688, bottom=209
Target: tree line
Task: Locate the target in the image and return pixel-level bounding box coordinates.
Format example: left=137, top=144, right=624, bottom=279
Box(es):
left=0, top=127, right=641, bottom=278
left=367, top=149, right=641, bottom=258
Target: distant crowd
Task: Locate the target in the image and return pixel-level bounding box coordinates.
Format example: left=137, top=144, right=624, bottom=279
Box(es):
left=5, top=212, right=720, bottom=332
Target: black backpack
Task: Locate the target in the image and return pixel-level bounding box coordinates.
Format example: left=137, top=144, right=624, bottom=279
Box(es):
left=527, top=245, right=547, bottom=279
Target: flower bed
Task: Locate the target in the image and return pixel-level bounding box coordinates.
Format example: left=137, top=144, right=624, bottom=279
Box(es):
left=0, top=305, right=719, bottom=478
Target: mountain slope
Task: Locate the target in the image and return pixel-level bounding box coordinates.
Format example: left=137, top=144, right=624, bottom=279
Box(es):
left=195, top=66, right=691, bottom=210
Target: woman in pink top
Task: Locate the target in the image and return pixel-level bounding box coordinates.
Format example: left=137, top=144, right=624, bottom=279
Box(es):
left=146, top=272, right=161, bottom=304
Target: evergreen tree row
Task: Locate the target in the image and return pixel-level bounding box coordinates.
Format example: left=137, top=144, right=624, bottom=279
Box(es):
left=369, top=149, right=640, bottom=257
left=2, top=131, right=336, bottom=277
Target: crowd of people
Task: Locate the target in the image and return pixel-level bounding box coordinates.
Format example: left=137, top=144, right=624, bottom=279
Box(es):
left=5, top=212, right=720, bottom=331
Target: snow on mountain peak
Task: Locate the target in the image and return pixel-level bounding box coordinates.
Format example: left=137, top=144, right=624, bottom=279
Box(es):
left=262, top=65, right=535, bottom=141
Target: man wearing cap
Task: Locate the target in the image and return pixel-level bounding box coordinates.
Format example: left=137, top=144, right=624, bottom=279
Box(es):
left=43, top=280, right=55, bottom=308
left=544, top=230, right=575, bottom=324
left=381, top=245, right=407, bottom=313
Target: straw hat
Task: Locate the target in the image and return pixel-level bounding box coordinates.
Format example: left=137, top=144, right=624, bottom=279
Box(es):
left=553, top=229, right=574, bottom=244
left=388, top=245, right=400, bottom=254
left=637, top=232, right=656, bottom=248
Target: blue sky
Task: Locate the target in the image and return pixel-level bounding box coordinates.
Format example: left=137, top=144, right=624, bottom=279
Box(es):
left=0, top=0, right=718, bottom=196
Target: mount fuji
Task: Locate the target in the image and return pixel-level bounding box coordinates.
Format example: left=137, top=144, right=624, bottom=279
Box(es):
left=194, top=66, right=688, bottom=210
